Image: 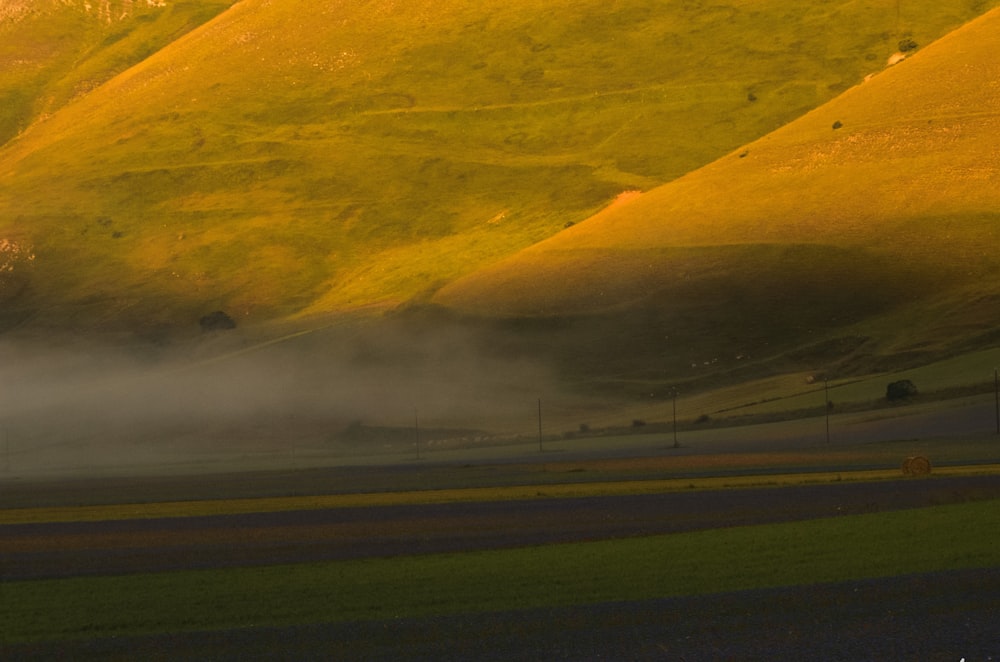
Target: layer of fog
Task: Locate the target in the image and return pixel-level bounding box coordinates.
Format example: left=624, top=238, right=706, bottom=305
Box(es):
left=0, top=321, right=564, bottom=479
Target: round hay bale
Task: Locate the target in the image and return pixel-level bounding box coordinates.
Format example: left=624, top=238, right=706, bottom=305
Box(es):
left=902, top=455, right=932, bottom=476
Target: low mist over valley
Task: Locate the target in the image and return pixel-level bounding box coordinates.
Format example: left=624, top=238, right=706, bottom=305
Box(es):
left=0, top=313, right=575, bottom=476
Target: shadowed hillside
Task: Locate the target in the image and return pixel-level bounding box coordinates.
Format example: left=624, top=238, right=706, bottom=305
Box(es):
left=1, top=0, right=994, bottom=340
left=432, top=7, right=1000, bottom=391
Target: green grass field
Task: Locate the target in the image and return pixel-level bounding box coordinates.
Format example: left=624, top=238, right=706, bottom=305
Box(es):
left=5, top=497, right=999, bottom=643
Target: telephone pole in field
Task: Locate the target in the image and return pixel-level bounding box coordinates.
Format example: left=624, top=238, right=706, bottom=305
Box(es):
left=672, top=390, right=679, bottom=448
left=825, top=379, right=831, bottom=444
left=994, top=368, right=999, bottom=436
left=414, top=409, right=421, bottom=460
left=537, top=398, right=543, bottom=452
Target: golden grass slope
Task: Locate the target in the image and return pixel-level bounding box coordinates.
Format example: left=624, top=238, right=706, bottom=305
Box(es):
left=2, top=0, right=994, bottom=336
left=434, top=8, right=1000, bottom=325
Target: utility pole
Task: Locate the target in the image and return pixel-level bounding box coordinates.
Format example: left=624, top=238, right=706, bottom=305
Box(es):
left=537, top=398, right=543, bottom=452
left=825, top=379, right=831, bottom=444
left=994, top=368, right=999, bottom=436
left=672, top=390, right=679, bottom=449
left=414, top=409, right=421, bottom=460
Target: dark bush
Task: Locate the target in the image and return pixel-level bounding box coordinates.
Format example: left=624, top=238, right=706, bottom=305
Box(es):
left=199, top=310, right=236, bottom=332
left=898, top=38, right=918, bottom=52
left=886, top=379, right=918, bottom=401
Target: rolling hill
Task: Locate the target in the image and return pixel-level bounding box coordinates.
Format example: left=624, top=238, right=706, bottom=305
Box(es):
left=1, top=0, right=995, bottom=348
left=431, top=6, right=1000, bottom=391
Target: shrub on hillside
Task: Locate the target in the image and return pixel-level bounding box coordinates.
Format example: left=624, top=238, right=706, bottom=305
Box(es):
left=199, top=310, right=236, bottom=332
left=886, top=379, right=918, bottom=401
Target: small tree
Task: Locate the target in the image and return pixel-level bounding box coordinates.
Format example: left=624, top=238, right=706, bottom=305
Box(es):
left=199, top=310, right=236, bottom=332
left=886, top=379, right=918, bottom=401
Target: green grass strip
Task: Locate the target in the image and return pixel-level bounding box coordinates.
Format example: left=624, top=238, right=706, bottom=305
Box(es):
left=4, top=499, right=1000, bottom=643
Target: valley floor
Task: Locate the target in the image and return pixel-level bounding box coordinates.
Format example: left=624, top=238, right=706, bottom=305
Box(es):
left=6, top=474, right=1000, bottom=581
left=4, top=472, right=1000, bottom=659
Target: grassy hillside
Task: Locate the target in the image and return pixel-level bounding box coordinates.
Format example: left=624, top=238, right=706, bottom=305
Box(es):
left=0, top=0, right=236, bottom=147
left=1, top=0, right=994, bottom=339
left=432, top=6, right=1000, bottom=391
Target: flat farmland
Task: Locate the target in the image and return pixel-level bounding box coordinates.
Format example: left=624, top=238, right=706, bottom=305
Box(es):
left=7, top=472, right=1000, bottom=581
left=12, top=568, right=997, bottom=660
left=4, top=436, right=1000, bottom=659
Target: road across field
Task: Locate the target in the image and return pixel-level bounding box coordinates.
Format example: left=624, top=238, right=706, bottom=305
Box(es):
left=4, top=473, right=1000, bottom=581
